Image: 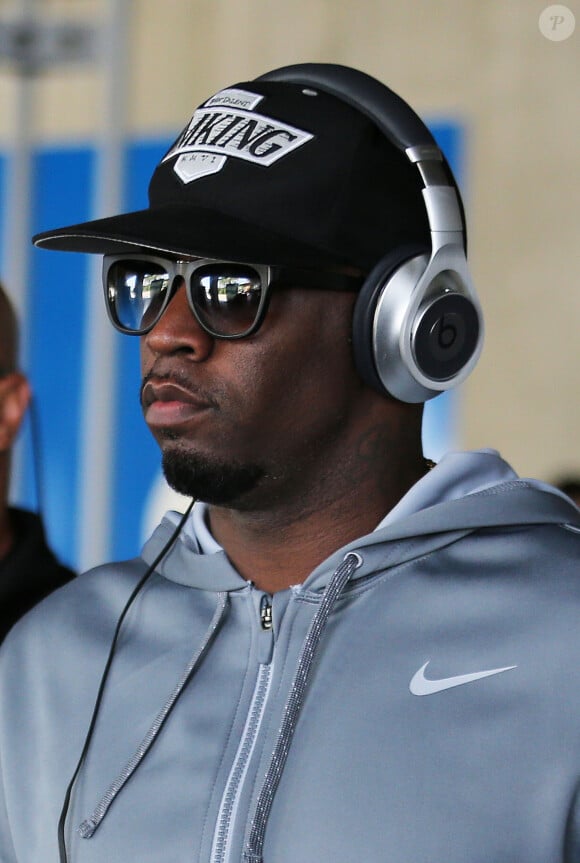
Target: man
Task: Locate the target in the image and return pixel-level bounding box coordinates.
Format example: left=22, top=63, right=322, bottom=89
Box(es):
left=1, top=64, right=579, bottom=863
left=0, top=283, right=74, bottom=643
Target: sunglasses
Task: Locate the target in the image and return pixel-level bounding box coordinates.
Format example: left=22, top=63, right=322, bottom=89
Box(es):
left=103, top=254, right=363, bottom=339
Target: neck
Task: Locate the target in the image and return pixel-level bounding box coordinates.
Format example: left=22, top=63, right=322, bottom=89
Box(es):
left=208, top=419, right=427, bottom=593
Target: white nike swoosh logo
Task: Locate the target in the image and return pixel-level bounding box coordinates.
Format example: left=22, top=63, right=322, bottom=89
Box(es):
left=409, top=660, right=517, bottom=696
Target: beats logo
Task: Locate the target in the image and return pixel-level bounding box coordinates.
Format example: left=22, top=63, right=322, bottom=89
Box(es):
left=413, top=294, right=479, bottom=381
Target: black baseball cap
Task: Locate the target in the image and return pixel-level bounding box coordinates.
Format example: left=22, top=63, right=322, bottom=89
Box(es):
left=33, top=66, right=432, bottom=272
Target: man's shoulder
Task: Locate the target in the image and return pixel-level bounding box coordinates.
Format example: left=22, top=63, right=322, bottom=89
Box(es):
left=514, top=519, right=580, bottom=569
left=0, top=556, right=148, bottom=660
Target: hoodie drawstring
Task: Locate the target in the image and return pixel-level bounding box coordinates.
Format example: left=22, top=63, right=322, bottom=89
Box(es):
left=77, top=551, right=361, bottom=855
left=244, top=552, right=362, bottom=863
left=78, top=591, right=229, bottom=839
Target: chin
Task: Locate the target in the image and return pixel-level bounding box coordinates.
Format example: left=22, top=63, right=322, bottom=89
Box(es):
left=161, top=447, right=265, bottom=506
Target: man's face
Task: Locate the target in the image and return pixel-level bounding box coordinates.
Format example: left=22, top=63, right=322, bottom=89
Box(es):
left=140, top=278, right=367, bottom=508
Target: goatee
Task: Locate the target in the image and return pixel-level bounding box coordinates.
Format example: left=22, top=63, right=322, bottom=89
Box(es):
left=162, top=447, right=264, bottom=506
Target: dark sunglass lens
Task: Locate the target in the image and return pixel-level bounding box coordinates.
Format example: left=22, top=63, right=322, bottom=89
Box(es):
left=191, top=266, right=263, bottom=336
left=108, top=260, right=171, bottom=332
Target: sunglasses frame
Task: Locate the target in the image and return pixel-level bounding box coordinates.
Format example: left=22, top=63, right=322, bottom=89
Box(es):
left=103, top=253, right=364, bottom=340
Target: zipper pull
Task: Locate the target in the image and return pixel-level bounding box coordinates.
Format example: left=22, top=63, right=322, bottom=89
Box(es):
left=260, top=594, right=273, bottom=631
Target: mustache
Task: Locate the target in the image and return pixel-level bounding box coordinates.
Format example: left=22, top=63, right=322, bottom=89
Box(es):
left=140, top=365, right=221, bottom=410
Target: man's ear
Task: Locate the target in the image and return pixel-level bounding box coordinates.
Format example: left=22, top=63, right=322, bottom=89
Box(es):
left=0, top=373, right=31, bottom=451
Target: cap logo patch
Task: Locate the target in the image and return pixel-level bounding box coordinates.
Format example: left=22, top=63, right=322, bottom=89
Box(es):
left=162, top=88, right=314, bottom=183
left=204, top=87, right=264, bottom=111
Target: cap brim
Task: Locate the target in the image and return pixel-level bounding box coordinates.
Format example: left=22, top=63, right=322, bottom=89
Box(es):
left=32, top=203, right=347, bottom=269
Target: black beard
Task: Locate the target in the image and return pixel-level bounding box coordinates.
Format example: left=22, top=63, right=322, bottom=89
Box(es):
left=162, top=447, right=265, bottom=506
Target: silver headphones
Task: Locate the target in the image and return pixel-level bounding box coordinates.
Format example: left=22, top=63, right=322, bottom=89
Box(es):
left=258, top=63, right=484, bottom=403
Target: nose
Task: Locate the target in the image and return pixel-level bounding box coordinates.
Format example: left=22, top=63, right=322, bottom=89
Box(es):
left=142, top=280, right=214, bottom=361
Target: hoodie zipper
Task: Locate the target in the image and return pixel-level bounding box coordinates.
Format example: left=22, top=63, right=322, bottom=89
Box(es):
left=210, top=662, right=273, bottom=863
left=245, top=553, right=361, bottom=863
left=259, top=595, right=272, bottom=631
left=210, top=591, right=274, bottom=863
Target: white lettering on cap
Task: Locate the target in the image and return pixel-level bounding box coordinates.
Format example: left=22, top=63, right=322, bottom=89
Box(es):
left=162, top=89, right=314, bottom=183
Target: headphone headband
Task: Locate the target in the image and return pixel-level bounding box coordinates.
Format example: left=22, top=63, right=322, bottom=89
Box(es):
left=259, top=63, right=466, bottom=250
left=258, top=63, right=436, bottom=150
left=258, top=63, right=483, bottom=402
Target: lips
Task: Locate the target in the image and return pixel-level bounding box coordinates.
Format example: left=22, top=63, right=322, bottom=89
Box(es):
left=141, top=378, right=215, bottom=429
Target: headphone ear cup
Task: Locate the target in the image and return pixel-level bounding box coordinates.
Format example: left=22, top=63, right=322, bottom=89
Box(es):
left=411, top=291, right=481, bottom=383
left=352, top=244, right=428, bottom=396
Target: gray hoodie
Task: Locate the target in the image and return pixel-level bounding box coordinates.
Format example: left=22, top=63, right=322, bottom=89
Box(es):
left=0, top=450, right=579, bottom=863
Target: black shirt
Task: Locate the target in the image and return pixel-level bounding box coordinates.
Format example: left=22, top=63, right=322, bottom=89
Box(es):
left=0, top=508, right=75, bottom=643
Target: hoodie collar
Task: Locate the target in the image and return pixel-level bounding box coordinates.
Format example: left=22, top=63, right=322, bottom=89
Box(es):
left=143, top=449, right=580, bottom=592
